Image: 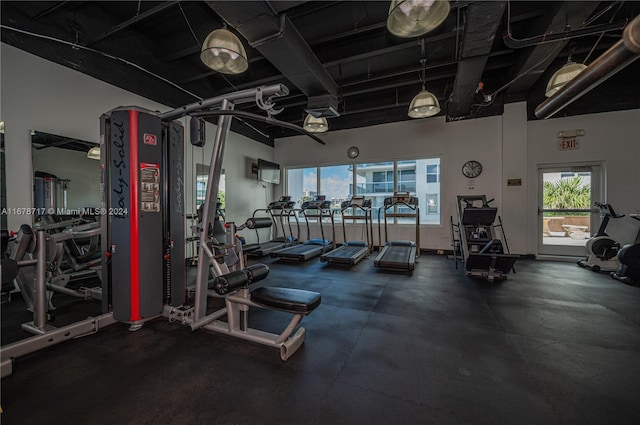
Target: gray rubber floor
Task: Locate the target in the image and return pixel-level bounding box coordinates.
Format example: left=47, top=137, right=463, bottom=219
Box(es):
left=2, top=256, right=640, bottom=425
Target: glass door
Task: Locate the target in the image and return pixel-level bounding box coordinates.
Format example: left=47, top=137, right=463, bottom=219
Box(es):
left=538, top=165, right=601, bottom=257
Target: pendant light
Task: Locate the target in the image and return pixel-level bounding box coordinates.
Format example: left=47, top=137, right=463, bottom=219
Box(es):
left=87, top=146, right=101, bottom=160
left=408, top=39, right=440, bottom=118
left=387, top=0, right=451, bottom=38
left=545, top=61, right=587, bottom=97
left=545, top=44, right=586, bottom=97
left=303, top=114, right=329, bottom=133
left=200, top=26, right=248, bottom=74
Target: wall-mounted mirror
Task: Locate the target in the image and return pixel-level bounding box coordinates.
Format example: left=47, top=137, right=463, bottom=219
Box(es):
left=31, top=130, right=100, bottom=213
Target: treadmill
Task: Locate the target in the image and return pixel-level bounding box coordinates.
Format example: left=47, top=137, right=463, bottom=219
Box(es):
left=374, top=193, right=419, bottom=271
left=271, top=195, right=334, bottom=261
left=321, top=196, right=373, bottom=266
left=246, top=196, right=298, bottom=257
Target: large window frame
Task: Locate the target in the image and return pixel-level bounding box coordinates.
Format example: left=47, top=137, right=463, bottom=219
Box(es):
left=286, top=156, right=441, bottom=226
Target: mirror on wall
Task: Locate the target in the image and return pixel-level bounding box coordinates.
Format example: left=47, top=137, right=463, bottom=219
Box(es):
left=31, top=130, right=100, bottom=213
left=1, top=121, right=6, bottom=229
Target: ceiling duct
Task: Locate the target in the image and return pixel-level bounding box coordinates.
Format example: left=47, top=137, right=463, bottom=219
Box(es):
left=305, top=94, right=339, bottom=118
left=447, top=1, right=506, bottom=118
left=206, top=1, right=340, bottom=117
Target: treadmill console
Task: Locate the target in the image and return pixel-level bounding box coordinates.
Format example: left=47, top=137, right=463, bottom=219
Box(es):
left=385, top=193, right=418, bottom=206
left=268, top=196, right=295, bottom=209
left=302, top=195, right=332, bottom=210
left=341, top=196, right=372, bottom=209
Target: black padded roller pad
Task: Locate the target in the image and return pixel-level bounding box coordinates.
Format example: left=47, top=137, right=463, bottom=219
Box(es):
left=251, top=287, right=321, bottom=314
left=211, top=270, right=250, bottom=295
left=245, top=264, right=269, bottom=283
left=245, top=217, right=273, bottom=229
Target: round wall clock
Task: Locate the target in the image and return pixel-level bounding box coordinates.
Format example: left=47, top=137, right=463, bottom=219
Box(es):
left=462, top=160, right=483, bottom=178
left=347, top=146, right=360, bottom=159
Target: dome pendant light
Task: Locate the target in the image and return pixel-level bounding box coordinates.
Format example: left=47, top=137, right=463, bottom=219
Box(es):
left=408, top=40, right=440, bottom=118
left=200, top=26, right=248, bottom=74
left=303, top=114, right=329, bottom=133
left=545, top=61, right=587, bottom=97
left=87, top=146, right=101, bottom=160
left=387, top=0, right=451, bottom=38
left=408, top=87, right=441, bottom=118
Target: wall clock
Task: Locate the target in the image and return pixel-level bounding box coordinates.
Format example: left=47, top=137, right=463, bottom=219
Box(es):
left=347, top=146, right=360, bottom=159
left=462, top=160, right=482, bottom=178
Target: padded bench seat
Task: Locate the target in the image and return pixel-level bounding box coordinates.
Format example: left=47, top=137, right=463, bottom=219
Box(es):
left=251, top=287, right=321, bottom=315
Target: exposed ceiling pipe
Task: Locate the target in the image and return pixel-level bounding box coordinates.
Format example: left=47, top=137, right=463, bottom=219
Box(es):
left=503, top=21, right=627, bottom=49
left=535, top=14, right=640, bottom=119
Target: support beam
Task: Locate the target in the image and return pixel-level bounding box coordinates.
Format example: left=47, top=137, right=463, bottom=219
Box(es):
left=87, top=1, right=178, bottom=46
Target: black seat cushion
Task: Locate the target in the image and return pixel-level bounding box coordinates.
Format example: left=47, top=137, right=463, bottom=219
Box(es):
left=251, top=286, right=321, bottom=314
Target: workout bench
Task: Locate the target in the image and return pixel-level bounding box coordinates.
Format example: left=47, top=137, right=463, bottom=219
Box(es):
left=185, top=263, right=321, bottom=360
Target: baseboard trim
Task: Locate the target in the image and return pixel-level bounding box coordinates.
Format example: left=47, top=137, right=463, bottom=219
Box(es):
left=535, top=255, right=583, bottom=263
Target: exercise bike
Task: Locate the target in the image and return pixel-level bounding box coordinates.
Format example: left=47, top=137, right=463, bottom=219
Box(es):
left=577, top=202, right=624, bottom=272
left=611, top=214, right=640, bottom=285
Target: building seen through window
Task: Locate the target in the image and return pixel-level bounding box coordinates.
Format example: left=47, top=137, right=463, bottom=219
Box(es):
left=287, top=158, right=440, bottom=225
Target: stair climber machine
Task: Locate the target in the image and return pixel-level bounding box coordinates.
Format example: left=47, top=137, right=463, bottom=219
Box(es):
left=271, top=195, right=334, bottom=261
left=0, top=84, right=324, bottom=377
left=611, top=214, right=640, bottom=284
left=245, top=196, right=298, bottom=257
left=577, top=202, right=625, bottom=272
left=321, top=196, right=373, bottom=266
left=451, top=195, right=518, bottom=282
left=374, top=193, right=419, bottom=272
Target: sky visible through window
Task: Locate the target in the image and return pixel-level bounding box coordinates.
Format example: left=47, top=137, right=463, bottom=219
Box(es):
left=319, top=165, right=353, bottom=206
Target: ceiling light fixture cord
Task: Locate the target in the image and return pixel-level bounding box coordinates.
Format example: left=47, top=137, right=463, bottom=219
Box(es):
left=420, top=38, right=427, bottom=88
left=0, top=24, right=202, bottom=101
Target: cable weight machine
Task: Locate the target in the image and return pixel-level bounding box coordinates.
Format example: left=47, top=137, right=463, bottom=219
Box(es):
left=1, top=84, right=324, bottom=377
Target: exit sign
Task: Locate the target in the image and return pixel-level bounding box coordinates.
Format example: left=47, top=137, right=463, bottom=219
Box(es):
left=558, top=137, right=579, bottom=150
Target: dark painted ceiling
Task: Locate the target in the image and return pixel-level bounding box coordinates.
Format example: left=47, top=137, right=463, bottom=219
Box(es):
left=2, top=1, right=639, bottom=145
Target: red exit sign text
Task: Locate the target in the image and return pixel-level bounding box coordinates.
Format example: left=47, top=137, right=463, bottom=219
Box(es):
left=558, top=137, right=579, bottom=150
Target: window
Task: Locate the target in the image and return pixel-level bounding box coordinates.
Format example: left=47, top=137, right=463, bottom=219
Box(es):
left=195, top=163, right=209, bottom=208
left=195, top=163, right=224, bottom=210
left=319, top=165, right=354, bottom=222
left=426, top=194, right=438, bottom=214
left=287, top=167, right=317, bottom=208
left=285, top=157, right=441, bottom=226
left=427, top=164, right=439, bottom=183
left=397, top=162, right=416, bottom=193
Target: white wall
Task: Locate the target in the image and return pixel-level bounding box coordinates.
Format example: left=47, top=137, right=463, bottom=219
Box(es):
left=275, top=104, right=640, bottom=255
left=1, top=43, right=275, bottom=242
left=527, top=109, right=640, bottom=250
left=275, top=115, right=504, bottom=250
